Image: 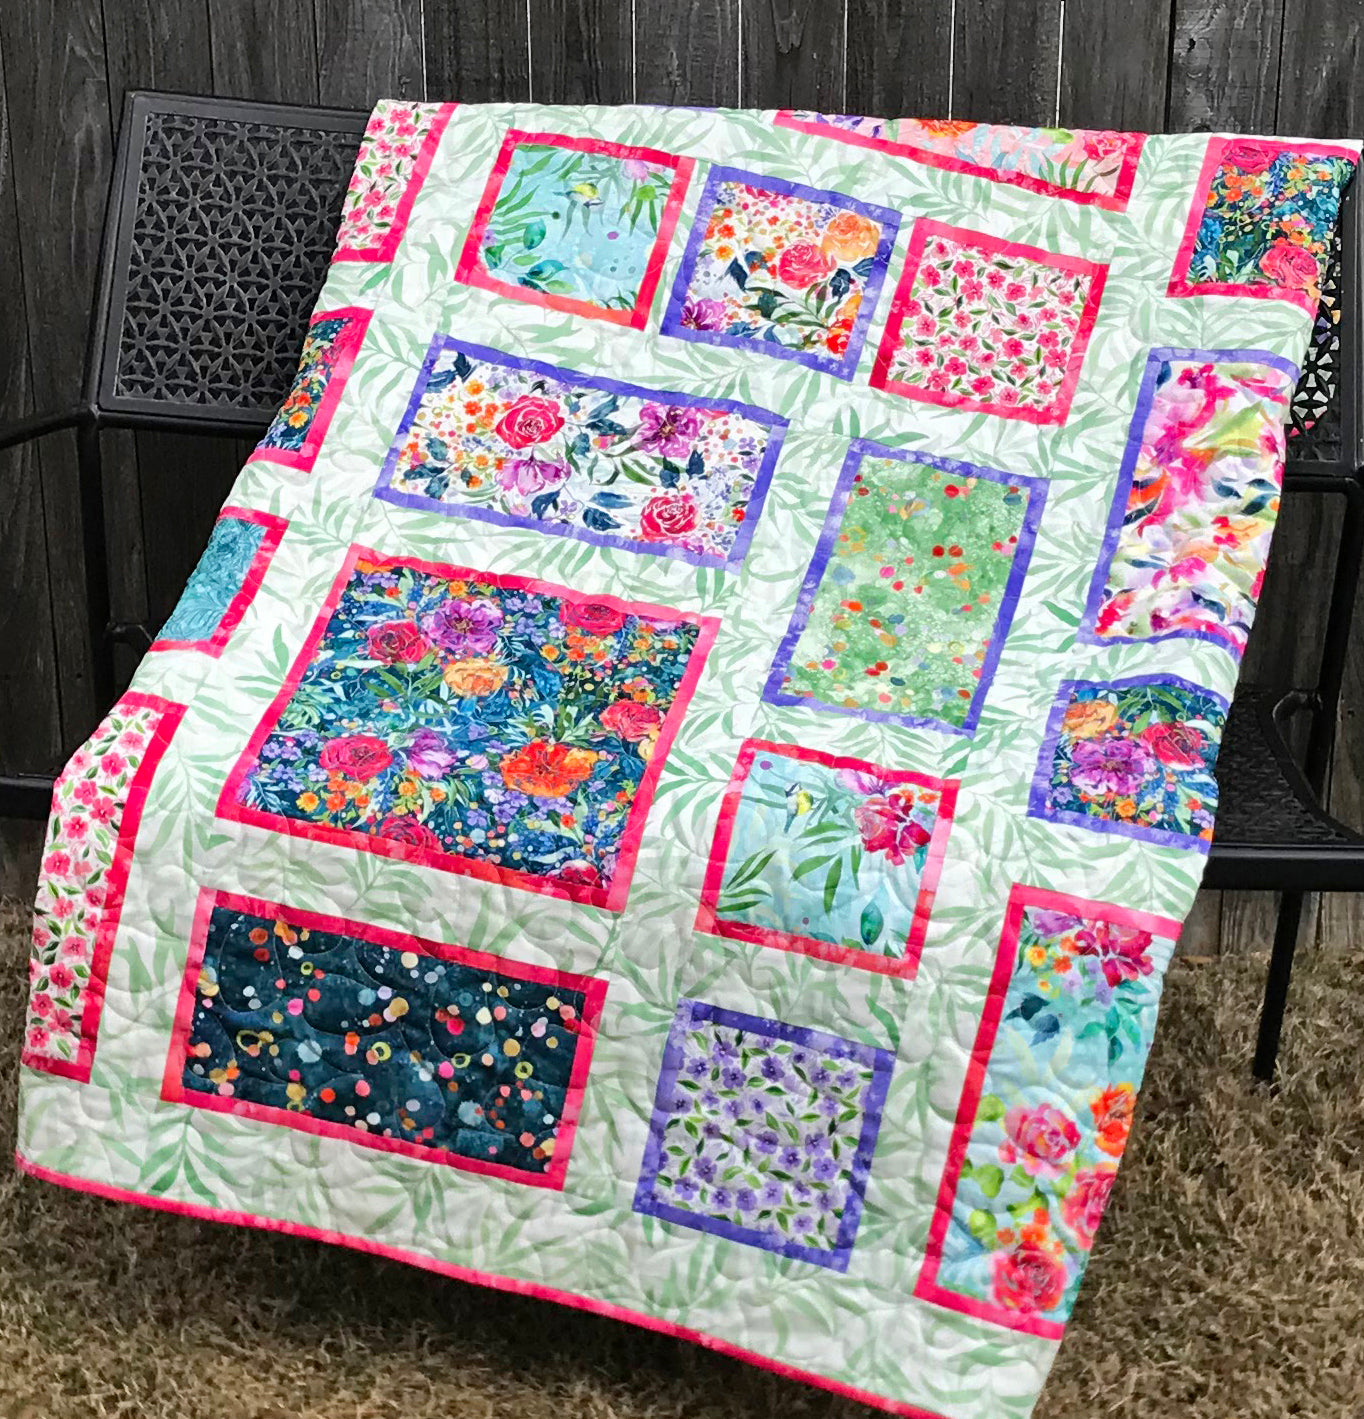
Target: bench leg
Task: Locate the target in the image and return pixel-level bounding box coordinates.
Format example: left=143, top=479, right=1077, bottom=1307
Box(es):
left=1252, top=891, right=1306, bottom=1083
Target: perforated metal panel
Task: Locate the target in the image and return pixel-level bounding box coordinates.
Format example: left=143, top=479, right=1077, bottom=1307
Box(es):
left=1287, top=227, right=1344, bottom=462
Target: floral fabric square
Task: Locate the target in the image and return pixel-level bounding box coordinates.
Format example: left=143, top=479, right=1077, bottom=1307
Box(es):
left=151, top=506, right=287, bottom=655
left=163, top=891, right=606, bottom=1188
left=633, top=998, right=893, bottom=1270
left=455, top=130, right=692, bottom=328
left=1080, top=349, right=1298, bottom=658
left=1170, top=138, right=1357, bottom=311
left=248, top=306, right=371, bottom=474
left=332, top=101, right=456, bottom=262
left=218, top=546, right=718, bottom=911
left=24, top=692, right=186, bottom=1081
left=764, top=440, right=1046, bottom=735
left=916, top=886, right=1179, bottom=1336
left=374, top=336, right=787, bottom=569
left=659, top=166, right=900, bottom=378
left=696, top=739, right=957, bottom=978
left=776, top=113, right=1145, bottom=211
left=871, top=220, right=1106, bottom=423
left=1029, top=676, right=1226, bottom=851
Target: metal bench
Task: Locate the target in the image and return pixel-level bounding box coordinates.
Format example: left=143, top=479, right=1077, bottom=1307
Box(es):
left=1, top=91, right=1360, bottom=1080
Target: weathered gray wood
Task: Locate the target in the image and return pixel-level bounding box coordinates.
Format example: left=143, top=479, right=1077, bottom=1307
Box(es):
left=530, top=1, right=633, bottom=105
left=314, top=0, right=425, bottom=106
left=845, top=1, right=951, bottom=119
left=740, top=0, right=845, bottom=111
left=952, top=0, right=1061, bottom=125
left=1167, top=0, right=1283, bottom=131
left=1059, top=0, right=1171, bottom=132
left=634, top=0, right=740, bottom=107
left=424, top=0, right=530, bottom=102
left=208, top=0, right=320, bottom=104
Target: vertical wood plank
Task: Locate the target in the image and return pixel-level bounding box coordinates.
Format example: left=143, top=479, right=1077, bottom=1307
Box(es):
left=530, top=0, right=634, bottom=104
left=1166, top=0, right=1283, bottom=131
left=740, top=0, right=845, bottom=111
left=104, top=0, right=214, bottom=102
left=844, top=1, right=951, bottom=119
left=951, top=0, right=1060, bottom=125
left=633, top=0, right=739, bottom=107
left=423, top=0, right=531, bottom=102
left=314, top=0, right=425, bottom=106
left=208, top=0, right=321, bottom=104
left=1058, top=0, right=1171, bottom=131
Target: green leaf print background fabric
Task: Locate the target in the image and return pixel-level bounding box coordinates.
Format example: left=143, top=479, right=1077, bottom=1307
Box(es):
left=16, top=102, right=1359, bottom=1418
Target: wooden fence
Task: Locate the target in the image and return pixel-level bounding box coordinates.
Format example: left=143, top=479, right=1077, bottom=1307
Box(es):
left=0, top=0, right=1360, bottom=949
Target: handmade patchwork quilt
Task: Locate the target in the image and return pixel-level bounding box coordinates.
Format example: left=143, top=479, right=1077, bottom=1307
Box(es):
left=16, top=104, right=1358, bottom=1417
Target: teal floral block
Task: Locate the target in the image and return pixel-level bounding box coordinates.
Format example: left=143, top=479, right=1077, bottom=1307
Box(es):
left=917, top=887, right=1179, bottom=1335
left=633, top=998, right=894, bottom=1271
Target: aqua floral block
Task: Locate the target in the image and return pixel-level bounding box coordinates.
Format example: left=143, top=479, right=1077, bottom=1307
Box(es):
left=151, top=506, right=287, bottom=655
left=776, top=113, right=1146, bottom=211
left=374, top=336, right=787, bottom=568
left=696, top=739, right=957, bottom=978
left=916, top=885, right=1179, bottom=1335
left=455, top=130, right=693, bottom=328
left=249, top=307, right=372, bottom=474
left=871, top=220, right=1106, bottom=424
left=1170, top=137, right=1358, bottom=311
left=763, top=439, right=1046, bottom=735
left=1029, top=675, right=1226, bottom=851
left=1079, top=348, right=1299, bottom=659
left=332, top=101, right=456, bottom=262
left=659, top=166, right=900, bottom=378
left=218, top=546, right=719, bottom=910
left=163, top=890, right=607, bottom=1188
left=633, top=998, right=893, bottom=1271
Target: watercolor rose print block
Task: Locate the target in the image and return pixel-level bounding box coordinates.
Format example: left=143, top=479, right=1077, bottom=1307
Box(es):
left=696, top=739, right=958, bottom=978
left=1171, top=137, right=1357, bottom=310
left=164, top=891, right=606, bottom=1188
left=777, top=113, right=1144, bottom=210
left=25, top=691, right=185, bottom=1081
left=633, top=999, right=894, bottom=1271
left=332, top=101, right=455, bottom=262
left=916, top=886, right=1179, bottom=1336
left=871, top=220, right=1106, bottom=423
left=455, top=130, right=692, bottom=328
left=764, top=440, right=1046, bottom=735
left=151, top=507, right=287, bottom=655
left=219, top=546, right=718, bottom=911
left=374, top=336, right=787, bottom=568
left=1081, top=349, right=1298, bottom=658
left=660, top=166, right=899, bottom=378
left=248, top=307, right=371, bottom=474
left=1030, top=676, right=1226, bottom=851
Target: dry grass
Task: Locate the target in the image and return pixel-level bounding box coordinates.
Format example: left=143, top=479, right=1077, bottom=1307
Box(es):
left=0, top=898, right=1361, bottom=1419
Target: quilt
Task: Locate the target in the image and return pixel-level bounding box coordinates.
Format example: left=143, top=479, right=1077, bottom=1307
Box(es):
left=15, top=102, right=1358, bottom=1418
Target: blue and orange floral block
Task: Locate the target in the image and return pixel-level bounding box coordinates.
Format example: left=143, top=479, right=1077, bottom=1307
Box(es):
left=1029, top=675, right=1226, bottom=851
left=374, top=336, right=787, bottom=568
left=660, top=166, right=900, bottom=378
left=162, top=890, right=607, bottom=1188
left=218, top=546, right=718, bottom=910
left=916, top=885, right=1179, bottom=1335
left=634, top=998, right=894, bottom=1271
left=455, top=130, right=693, bottom=328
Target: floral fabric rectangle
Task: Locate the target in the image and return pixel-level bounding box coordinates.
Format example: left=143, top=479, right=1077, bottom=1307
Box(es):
left=162, top=889, right=606, bottom=1188
left=218, top=545, right=718, bottom=911
left=150, top=506, right=287, bottom=655
left=374, top=336, right=787, bottom=569
left=763, top=439, right=1046, bottom=735
left=775, top=112, right=1145, bottom=211
left=696, top=739, right=957, bottom=978
left=871, top=220, right=1106, bottom=424
left=1029, top=675, right=1226, bottom=851
left=659, top=165, right=900, bottom=378
left=332, top=101, right=456, bottom=262
left=454, top=130, right=692, bottom=328
left=24, top=692, right=186, bottom=1081
left=247, top=306, right=371, bottom=474
left=1079, top=348, right=1299, bottom=658
left=1169, top=137, right=1357, bottom=311
left=915, top=885, right=1180, bottom=1336
left=633, top=998, right=894, bottom=1271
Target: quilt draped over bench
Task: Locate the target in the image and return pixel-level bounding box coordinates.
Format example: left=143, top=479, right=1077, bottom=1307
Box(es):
left=16, top=102, right=1359, bottom=1418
